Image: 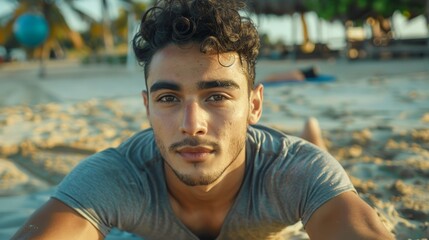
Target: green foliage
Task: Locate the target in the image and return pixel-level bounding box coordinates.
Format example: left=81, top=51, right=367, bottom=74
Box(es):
left=357, top=0, right=367, bottom=8
left=304, top=0, right=427, bottom=22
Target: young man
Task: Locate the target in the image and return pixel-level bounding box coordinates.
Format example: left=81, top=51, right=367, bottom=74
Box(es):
left=13, top=0, right=393, bottom=239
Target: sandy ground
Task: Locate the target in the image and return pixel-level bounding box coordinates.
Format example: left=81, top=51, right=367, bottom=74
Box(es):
left=0, top=58, right=429, bottom=239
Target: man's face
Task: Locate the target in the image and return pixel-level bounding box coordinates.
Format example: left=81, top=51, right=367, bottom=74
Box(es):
left=143, top=44, right=263, bottom=186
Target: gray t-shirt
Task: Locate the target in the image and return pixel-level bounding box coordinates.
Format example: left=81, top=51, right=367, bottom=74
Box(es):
left=53, top=125, right=355, bottom=239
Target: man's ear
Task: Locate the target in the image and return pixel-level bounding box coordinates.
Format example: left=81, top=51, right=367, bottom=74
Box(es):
left=248, top=83, right=263, bottom=124
left=142, top=90, right=150, bottom=117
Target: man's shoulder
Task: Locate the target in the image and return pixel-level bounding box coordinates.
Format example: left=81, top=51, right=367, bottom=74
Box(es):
left=122, top=128, right=155, bottom=143
left=247, top=124, right=302, bottom=149
left=246, top=124, right=330, bottom=166
left=247, top=124, right=287, bottom=139
left=113, top=128, right=161, bottom=166
left=118, top=128, right=156, bottom=151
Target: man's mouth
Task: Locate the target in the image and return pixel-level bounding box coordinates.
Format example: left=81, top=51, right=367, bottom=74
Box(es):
left=176, top=146, right=214, bottom=162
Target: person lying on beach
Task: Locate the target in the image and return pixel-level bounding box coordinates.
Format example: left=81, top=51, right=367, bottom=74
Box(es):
left=13, top=0, right=393, bottom=239
left=264, top=66, right=322, bottom=82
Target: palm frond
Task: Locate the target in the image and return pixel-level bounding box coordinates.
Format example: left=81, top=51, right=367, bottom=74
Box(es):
left=66, top=4, right=97, bottom=23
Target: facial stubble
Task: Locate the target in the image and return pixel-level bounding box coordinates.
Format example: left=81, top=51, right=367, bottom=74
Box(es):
left=154, top=131, right=246, bottom=186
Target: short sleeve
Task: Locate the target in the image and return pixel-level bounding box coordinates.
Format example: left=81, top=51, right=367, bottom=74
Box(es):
left=281, top=142, right=356, bottom=226
left=52, top=148, right=146, bottom=236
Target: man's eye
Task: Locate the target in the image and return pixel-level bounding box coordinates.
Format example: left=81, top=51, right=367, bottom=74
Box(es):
left=157, top=95, right=179, bottom=103
left=207, top=94, right=226, bottom=102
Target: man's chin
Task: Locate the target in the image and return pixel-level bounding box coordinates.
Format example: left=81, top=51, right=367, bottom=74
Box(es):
left=174, top=172, right=220, bottom=186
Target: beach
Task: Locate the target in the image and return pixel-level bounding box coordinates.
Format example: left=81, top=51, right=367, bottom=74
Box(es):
left=1, top=58, right=428, bottom=239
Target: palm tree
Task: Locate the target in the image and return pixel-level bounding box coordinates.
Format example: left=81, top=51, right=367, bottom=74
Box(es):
left=100, top=0, right=114, bottom=52
left=1, top=0, right=148, bottom=76
left=0, top=0, right=94, bottom=77
left=113, top=1, right=146, bottom=42
left=99, top=0, right=141, bottom=53
left=75, top=0, right=146, bottom=64
left=0, top=0, right=91, bottom=60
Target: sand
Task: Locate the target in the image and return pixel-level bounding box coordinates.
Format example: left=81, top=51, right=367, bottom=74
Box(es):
left=1, top=58, right=429, bottom=239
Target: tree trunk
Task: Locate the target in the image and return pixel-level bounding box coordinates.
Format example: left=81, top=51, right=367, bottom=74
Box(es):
left=39, top=1, right=50, bottom=78
left=299, top=12, right=315, bottom=53
left=101, top=0, right=114, bottom=53
left=426, top=0, right=429, bottom=49
left=38, top=43, right=46, bottom=78
left=301, top=13, right=309, bottom=43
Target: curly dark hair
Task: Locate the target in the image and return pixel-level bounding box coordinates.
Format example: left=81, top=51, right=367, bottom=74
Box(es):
left=132, top=0, right=260, bottom=89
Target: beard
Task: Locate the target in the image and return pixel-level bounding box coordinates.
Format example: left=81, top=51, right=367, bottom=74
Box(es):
left=154, top=132, right=246, bottom=186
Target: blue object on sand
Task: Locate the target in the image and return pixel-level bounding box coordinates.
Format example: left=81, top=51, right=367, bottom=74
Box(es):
left=262, top=74, right=336, bottom=87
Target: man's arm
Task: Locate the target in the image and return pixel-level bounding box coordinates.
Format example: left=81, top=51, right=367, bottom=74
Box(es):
left=12, top=198, right=103, bottom=240
left=305, top=191, right=394, bottom=240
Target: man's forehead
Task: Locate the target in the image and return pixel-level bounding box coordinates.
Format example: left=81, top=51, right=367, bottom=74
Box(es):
left=153, top=43, right=240, bottom=64
left=146, top=44, right=248, bottom=89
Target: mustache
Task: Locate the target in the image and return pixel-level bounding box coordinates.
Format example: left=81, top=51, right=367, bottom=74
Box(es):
left=169, top=138, right=219, bottom=152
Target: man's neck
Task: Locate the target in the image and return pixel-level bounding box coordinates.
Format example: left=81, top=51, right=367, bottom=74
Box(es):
left=164, top=148, right=247, bottom=239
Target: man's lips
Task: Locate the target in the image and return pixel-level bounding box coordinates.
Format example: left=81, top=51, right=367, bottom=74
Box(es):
left=176, top=146, right=214, bottom=161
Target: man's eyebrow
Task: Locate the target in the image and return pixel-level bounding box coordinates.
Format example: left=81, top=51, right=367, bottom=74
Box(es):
left=149, top=81, right=181, bottom=93
left=197, top=80, right=240, bottom=90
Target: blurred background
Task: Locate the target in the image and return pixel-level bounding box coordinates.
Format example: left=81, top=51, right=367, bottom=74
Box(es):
left=0, top=0, right=428, bottom=69
left=0, top=1, right=429, bottom=239
left=0, top=0, right=148, bottom=71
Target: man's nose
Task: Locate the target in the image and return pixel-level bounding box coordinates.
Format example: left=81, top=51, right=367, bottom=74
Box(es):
left=180, top=102, right=207, bottom=136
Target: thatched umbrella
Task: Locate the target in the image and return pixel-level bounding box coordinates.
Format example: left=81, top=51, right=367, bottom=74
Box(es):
left=303, top=0, right=429, bottom=59
left=244, top=0, right=318, bottom=55
left=247, top=0, right=429, bottom=56
left=304, top=0, right=427, bottom=23
left=245, top=0, right=306, bottom=16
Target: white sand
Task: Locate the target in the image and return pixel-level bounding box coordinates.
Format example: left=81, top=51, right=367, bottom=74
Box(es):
left=1, top=58, right=429, bottom=238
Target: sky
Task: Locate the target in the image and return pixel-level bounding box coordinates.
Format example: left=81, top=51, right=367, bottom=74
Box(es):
left=1, top=0, right=428, bottom=50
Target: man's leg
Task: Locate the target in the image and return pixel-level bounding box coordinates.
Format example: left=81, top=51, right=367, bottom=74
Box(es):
left=300, top=117, right=327, bottom=150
